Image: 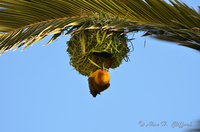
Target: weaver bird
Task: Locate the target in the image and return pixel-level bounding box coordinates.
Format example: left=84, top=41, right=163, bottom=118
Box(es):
left=88, top=63, right=110, bottom=97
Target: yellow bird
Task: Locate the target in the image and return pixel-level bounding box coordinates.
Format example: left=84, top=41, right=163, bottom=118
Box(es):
left=88, top=63, right=110, bottom=97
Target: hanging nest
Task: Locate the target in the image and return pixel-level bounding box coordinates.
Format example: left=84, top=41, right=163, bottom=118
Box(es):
left=67, top=12, right=133, bottom=76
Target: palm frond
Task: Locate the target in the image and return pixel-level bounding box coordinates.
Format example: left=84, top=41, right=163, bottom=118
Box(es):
left=0, top=0, right=200, bottom=55
left=0, top=17, right=88, bottom=54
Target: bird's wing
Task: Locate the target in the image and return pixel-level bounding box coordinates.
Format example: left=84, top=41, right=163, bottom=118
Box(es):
left=88, top=77, right=98, bottom=97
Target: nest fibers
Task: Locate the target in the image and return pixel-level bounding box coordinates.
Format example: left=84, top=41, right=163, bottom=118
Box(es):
left=67, top=12, right=133, bottom=76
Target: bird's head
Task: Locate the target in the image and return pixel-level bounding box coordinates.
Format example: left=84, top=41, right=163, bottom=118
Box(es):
left=95, top=62, right=110, bottom=86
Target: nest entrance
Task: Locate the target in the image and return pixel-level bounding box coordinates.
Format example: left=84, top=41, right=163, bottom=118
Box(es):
left=92, top=52, right=112, bottom=59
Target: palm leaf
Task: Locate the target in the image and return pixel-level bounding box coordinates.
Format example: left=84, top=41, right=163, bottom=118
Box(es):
left=0, top=0, right=200, bottom=55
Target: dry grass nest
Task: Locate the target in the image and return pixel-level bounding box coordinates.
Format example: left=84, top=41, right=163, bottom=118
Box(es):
left=67, top=12, right=133, bottom=76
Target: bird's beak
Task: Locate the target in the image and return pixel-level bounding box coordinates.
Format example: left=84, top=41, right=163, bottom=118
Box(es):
left=101, top=63, right=104, bottom=71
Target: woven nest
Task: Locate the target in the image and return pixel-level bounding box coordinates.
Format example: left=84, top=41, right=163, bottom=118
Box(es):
left=67, top=13, right=132, bottom=76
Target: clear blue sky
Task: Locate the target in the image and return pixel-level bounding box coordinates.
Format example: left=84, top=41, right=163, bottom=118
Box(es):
left=0, top=1, right=200, bottom=132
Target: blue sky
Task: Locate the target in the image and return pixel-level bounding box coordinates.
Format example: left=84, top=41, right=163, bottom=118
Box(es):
left=0, top=1, right=200, bottom=132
